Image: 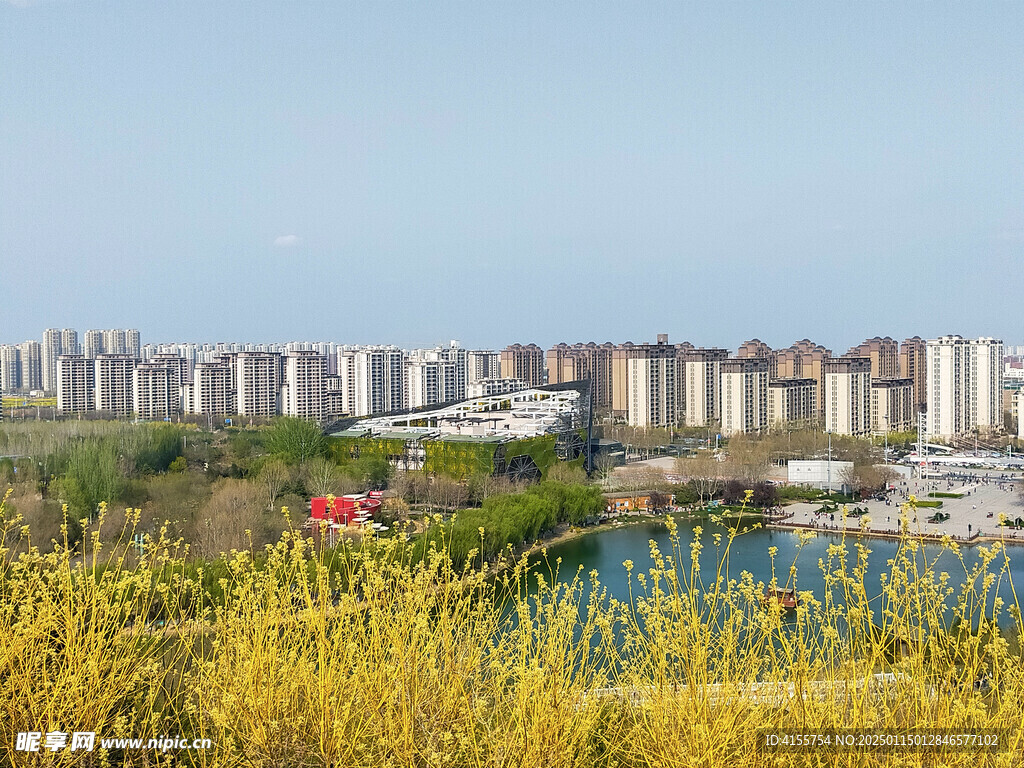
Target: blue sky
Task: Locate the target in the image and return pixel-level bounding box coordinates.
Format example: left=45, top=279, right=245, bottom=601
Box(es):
left=1, top=2, right=1022, bottom=351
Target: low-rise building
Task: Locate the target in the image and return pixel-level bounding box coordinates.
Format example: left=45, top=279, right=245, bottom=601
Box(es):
left=788, top=459, right=854, bottom=492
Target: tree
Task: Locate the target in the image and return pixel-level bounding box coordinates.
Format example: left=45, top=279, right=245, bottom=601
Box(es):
left=615, top=466, right=667, bottom=510
left=342, top=456, right=391, bottom=490
left=649, top=490, right=670, bottom=511
left=195, top=479, right=275, bottom=556
left=62, top=440, right=123, bottom=517
left=678, top=453, right=722, bottom=506
left=592, top=453, right=618, bottom=482
left=258, top=459, right=291, bottom=511
left=544, top=463, right=588, bottom=485
left=303, top=455, right=340, bottom=498
left=391, top=470, right=430, bottom=504
left=427, top=477, right=468, bottom=513
left=266, top=417, right=327, bottom=464
left=839, top=464, right=899, bottom=497
left=725, top=435, right=772, bottom=486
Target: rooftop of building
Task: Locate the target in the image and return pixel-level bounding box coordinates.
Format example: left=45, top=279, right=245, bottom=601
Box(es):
left=326, top=382, right=590, bottom=441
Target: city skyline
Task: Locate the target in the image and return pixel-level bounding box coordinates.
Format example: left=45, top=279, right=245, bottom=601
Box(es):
left=2, top=3, right=1022, bottom=345
left=3, top=329, right=1016, bottom=443
left=2, top=326, right=1023, bottom=358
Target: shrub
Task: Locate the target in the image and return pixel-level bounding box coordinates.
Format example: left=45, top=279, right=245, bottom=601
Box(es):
left=3, top=493, right=1024, bottom=767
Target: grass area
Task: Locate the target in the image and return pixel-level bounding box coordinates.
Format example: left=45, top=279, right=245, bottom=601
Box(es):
left=915, top=499, right=944, bottom=508
left=929, top=491, right=965, bottom=499
left=3, top=494, right=1023, bottom=767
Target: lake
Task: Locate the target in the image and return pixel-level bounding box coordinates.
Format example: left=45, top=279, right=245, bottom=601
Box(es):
left=534, top=518, right=1024, bottom=615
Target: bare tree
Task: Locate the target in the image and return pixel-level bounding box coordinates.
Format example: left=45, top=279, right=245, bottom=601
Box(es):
left=840, top=464, right=900, bottom=497
left=391, top=470, right=429, bottom=504
left=258, top=459, right=291, bottom=511
left=677, top=453, right=722, bottom=506
left=427, top=477, right=468, bottom=513
left=593, top=453, right=618, bottom=482
left=195, top=479, right=270, bottom=556
left=725, top=435, right=772, bottom=486
left=545, top=463, right=588, bottom=485
left=382, top=496, right=411, bottom=526
left=303, top=455, right=340, bottom=498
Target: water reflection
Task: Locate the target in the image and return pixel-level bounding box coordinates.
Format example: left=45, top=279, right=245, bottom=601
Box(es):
left=531, top=518, right=1024, bottom=621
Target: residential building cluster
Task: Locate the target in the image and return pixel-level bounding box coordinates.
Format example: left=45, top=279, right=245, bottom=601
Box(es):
left=542, top=334, right=1003, bottom=440
left=0, top=327, right=1011, bottom=441
left=8, top=331, right=509, bottom=423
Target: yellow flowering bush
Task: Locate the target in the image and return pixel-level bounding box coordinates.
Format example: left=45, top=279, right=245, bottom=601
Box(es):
left=1, top=490, right=1022, bottom=767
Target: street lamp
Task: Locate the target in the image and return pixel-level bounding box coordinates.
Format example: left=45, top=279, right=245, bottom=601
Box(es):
left=827, top=428, right=832, bottom=497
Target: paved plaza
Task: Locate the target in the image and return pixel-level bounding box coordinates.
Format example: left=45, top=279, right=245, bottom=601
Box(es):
left=776, top=468, right=1024, bottom=543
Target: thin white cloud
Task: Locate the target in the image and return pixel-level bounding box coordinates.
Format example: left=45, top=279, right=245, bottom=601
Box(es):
left=273, top=235, right=301, bottom=248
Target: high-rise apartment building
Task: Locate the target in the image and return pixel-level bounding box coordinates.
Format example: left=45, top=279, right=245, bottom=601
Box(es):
left=82, top=329, right=140, bottom=359
left=405, top=358, right=445, bottom=409
left=405, top=342, right=467, bottom=408
left=133, top=358, right=182, bottom=419
left=768, top=378, right=817, bottom=429
left=736, top=339, right=777, bottom=380
left=1016, top=389, right=1024, bottom=440
left=56, top=355, right=94, bottom=413
left=466, top=350, right=500, bottom=384
left=18, top=341, right=42, bottom=391
left=190, top=360, right=235, bottom=415
left=823, top=357, right=872, bottom=436
left=899, top=336, right=928, bottom=414
left=282, top=350, right=326, bottom=421
left=0, top=345, right=21, bottom=391
left=610, top=336, right=684, bottom=427
left=234, top=352, right=281, bottom=417
left=42, top=329, right=62, bottom=392
left=148, top=353, right=189, bottom=387
left=925, top=336, right=1003, bottom=439
left=42, top=327, right=82, bottom=393
left=846, top=337, right=899, bottom=380
left=125, top=329, right=141, bottom=358
left=680, top=347, right=728, bottom=427
left=776, top=340, right=831, bottom=418
left=719, top=357, right=769, bottom=435
left=870, top=378, right=913, bottom=433
left=626, top=350, right=680, bottom=428
left=94, top=354, right=136, bottom=416
left=61, top=329, right=79, bottom=356
left=102, top=329, right=127, bottom=355
left=336, top=346, right=405, bottom=417
left=500, top=344, right=545, bottom=386
left=84, top=330, right=103, bottom=359
left=546, top=342, right=616, bottom=410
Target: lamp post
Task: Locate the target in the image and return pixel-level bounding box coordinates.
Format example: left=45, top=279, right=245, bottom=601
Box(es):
left=883, top=415, right=889, bottom=465
left=827, top=428, right=832, bottom=496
